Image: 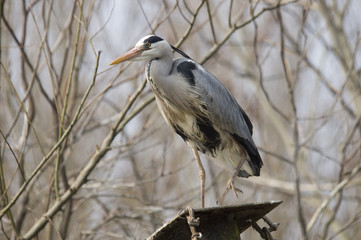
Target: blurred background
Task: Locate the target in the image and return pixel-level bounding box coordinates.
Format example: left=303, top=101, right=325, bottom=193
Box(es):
left=1, top=0, right=361, bottom=239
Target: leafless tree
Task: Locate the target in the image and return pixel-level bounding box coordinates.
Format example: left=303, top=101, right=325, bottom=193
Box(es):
left=1, top=0, right=360, bottom=239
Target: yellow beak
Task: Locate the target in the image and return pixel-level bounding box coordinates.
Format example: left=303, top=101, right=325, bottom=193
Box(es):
left=109, top=47, right=144, bottom=65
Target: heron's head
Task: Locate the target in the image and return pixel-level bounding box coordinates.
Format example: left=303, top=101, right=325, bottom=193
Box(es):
left=110, top=35, right=172, bottom=65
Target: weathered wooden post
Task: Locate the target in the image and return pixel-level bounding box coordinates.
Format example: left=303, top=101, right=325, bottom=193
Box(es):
left=147, top=201, right=282, bottom=240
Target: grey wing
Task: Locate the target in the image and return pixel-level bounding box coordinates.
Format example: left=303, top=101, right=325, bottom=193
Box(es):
left=191, top=61, right=263, bottom=173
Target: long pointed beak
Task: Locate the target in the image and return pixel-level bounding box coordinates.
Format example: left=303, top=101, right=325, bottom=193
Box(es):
left=109, top=47, right=144, bottom=65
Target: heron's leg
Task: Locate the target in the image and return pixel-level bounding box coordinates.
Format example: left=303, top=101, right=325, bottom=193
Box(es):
left=217, top=158, right=245, bottom=205
left=191, top=147, right=205, bottom=208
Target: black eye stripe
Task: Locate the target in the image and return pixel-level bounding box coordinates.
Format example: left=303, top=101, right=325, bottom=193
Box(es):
left=144, top=35, right=163, bottom=44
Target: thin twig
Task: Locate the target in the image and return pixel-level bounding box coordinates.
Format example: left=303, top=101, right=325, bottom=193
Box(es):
left=1, top=63, right=45, bottom=157
left=228, top=0, right=233, bottom=28
left=0, top=135, right=19, bottom=237
left=55, top=0, right=84, bottom=200
left=205, top=0, right=217, bottom=44
left=137, top=0, right=154, bottom=34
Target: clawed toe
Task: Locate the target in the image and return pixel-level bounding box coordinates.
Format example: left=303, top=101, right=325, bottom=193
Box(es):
left=217, top=178, right=243, bottom=205
left=227, top=179, right=243, bottom=198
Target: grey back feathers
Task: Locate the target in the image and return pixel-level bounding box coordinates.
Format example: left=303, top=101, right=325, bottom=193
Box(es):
left=179, top=59, right=262, bottom=175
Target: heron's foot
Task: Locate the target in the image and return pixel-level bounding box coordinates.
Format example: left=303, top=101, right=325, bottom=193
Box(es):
left=217, top=178, right=243, bottom=205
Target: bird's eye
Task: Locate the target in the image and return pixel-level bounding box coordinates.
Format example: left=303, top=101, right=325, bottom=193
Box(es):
left=145, top=42, right=151, bottom=48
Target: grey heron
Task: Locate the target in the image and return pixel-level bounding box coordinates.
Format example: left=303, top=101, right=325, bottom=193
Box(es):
left=110, top=35, right=263, bottom=208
